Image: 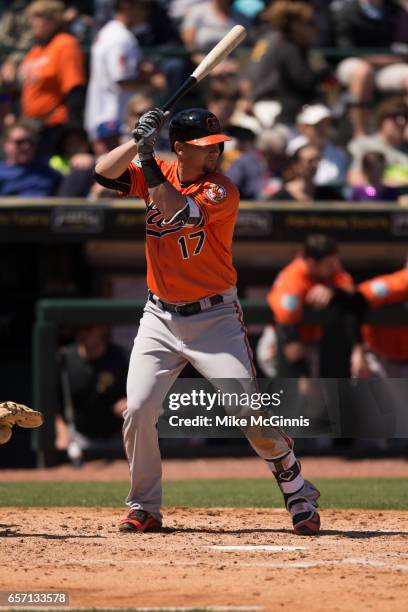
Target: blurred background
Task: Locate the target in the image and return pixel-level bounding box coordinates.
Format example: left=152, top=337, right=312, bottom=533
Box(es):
left=0, top=0, right=407, bottom=467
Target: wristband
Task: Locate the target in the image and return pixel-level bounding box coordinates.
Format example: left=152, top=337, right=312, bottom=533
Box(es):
left=141, top=157, right=166, bottom=188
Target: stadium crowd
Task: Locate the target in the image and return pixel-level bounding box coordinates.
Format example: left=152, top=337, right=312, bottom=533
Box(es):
left=0, top=0, right=407, bottom=201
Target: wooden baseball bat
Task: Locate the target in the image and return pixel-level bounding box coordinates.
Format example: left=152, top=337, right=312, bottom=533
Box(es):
left=161, top=25, right=247, bottom=113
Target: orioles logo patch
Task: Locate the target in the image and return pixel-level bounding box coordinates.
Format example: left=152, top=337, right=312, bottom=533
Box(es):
left=207, top=183, right=226, bottom=203
left=207, top=116, right=220, bottom=133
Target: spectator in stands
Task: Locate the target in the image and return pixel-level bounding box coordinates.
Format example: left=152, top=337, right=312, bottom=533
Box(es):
left=20, top=0, right=86, bottom=156
left=87, top=120, right=126, bottom=199
left=133, top=0, right=180, bottom=47
left=181, top=0, right=250, bottom=50
left=257, top=125, right=290, bottom=198
left=169, top=0, right=207, bottom=28
left=122, top=92, right=170, bottom=151
left=49, top=125, right=93, bottom=175
left=271, top=140, right=343, bottom=202
left=294, top=104, right=350, bottom=186
left=85, top=0, right=152, bottom=143
left=267, top=234, right=368, bottom=378
left=0, top=1, right=32, bottom=117
left=63, top=1, right=95, bottom=45
left=348, top=98, right=408, bottom=187
left=51, top=125, right=96, bottom=197
left=308, top=0, right=334, bottom=46
left=240, top=1, right=330, bottom=127
left=181, top=0, right=250, bottom=75
left=332, top=0, right=408, bottom=138
left=124, top=92, right=154, bottom=135
left=92, top=120, right=122, bottom=158
left=56, top=325, right=129, bottom=464
left=207, top=78, right=240, bottom=131
left=225, top=126, right=268, bottom=199
left=92, top=0, right=116, bottom=31
left=0, top=120, right=61, bottom=196
left=348, top=151, right=399, bottom=202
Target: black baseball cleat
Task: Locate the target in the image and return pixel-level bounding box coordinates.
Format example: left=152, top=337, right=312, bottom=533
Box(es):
left=292, top=508, right=321, bottom=536
left=119, top=509, right=162, bottom=533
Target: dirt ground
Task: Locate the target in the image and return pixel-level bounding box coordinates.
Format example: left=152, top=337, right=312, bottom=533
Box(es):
left=1, top=507, right=407, bottom=611
left=1, top=456, right=408, bottom=481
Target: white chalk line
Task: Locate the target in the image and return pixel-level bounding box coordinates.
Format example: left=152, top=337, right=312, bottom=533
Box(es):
left=208, top=545, right=306, bottom=552
left=55, top=557, right=408, bottom=572
left=1, top=608, right=262, bottom=612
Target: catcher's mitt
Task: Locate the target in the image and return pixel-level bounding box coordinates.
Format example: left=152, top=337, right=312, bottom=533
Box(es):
left=0, top=402, right=44, bottom=445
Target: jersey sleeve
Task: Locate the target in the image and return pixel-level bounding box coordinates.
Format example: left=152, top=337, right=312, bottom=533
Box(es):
left=58, top=37, right=85, bottom=94
left=332, top=269, right=354, bottom=291
left=192, top=177, right=240, bottom=226
left=127, top=161, right=148, bottom=198
left=358, top=269, right=408, bottom=308
left=267, top=276, right=305, bottom=326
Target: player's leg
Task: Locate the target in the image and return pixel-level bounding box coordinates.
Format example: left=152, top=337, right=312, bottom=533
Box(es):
left=181, top=292, right=320, bottom=534
left=121, top=301, right=187, bottom=532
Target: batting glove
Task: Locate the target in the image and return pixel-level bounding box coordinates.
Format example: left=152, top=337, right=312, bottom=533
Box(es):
left=132, top=108, right=168, bottom=160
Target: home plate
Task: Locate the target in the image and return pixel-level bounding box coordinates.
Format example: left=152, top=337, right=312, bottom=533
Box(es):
left=208, top=545, right=306, bottom=552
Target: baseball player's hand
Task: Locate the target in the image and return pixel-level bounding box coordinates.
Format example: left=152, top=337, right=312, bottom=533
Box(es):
left=132, top=108, right=169, bottom=160
left=0, top=401, right=44, bottom=445
left=305, top=284, right=334, bottom=310
left=350, top=345, right=370, bottom=379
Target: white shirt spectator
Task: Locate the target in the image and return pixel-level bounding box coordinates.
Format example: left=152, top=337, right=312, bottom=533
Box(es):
left=315, top=142, right=349, bottom=186
left=85, top=19, right=141, bottom=139
left=182, top=1, right=247, bottom=50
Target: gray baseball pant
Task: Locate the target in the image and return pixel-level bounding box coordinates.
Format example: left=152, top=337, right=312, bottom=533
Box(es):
left=123, top=288, right=293, bottom=521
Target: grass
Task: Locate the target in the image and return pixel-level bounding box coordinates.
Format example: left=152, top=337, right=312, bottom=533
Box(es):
left=0, top=478, right=407, bottom=510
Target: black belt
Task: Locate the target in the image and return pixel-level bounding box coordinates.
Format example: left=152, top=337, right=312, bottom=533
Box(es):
left=148, top=290, right=223, bottom=316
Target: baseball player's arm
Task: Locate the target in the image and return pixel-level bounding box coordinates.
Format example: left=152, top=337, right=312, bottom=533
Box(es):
left=95, top=139, right=137, bottom=180
left=267, top=287, right=309, bottom=376
left=132, top=108, right=202, bottom=223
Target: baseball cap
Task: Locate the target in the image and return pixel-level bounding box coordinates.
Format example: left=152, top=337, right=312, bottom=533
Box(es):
left=95, top=120, right=122, bottom=140
left=296, top=104, right=332, bottom=126
left=169, top=108, right=231, bottom=151
left=286, top=135, right=310, bottom=157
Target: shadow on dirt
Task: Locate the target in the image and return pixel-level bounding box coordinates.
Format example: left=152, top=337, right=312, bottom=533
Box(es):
left=0, top=529, right=106, bottom=539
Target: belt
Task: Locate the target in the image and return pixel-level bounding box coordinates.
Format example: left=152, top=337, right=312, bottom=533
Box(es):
left=148, top=290, right=223, bottom=316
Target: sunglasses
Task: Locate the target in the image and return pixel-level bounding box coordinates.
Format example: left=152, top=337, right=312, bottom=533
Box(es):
left=387, top=113, right=408, bottom=123
left=9, top=138, right=35, bottom=146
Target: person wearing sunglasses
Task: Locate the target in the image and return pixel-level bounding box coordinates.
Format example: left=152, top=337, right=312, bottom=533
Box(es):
left=0, top=120, right=61, bottom=196
left=348, top=98, right=408, bottom=188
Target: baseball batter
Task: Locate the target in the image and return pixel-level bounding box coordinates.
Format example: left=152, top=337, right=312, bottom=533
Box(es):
left=95, top=107, right=320, bottom=535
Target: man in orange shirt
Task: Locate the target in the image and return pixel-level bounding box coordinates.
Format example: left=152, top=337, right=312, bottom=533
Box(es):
left=267, top=235, right=368, bottom=379
left=95, top=107, right=320, bottom=536
left=20, top=0, right=85, bottom=154
left=358, top=260, right=408, bottom=378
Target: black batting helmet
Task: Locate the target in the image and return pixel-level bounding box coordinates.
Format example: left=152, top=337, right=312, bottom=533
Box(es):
left=169, top=108, right=231, bottom=152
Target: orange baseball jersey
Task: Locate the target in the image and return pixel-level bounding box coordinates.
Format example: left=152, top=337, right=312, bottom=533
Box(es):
left=267, top=257, right=354, bottom=342
left=126, top=159, right=239, bottom=302
left=359, top=268, right=408, bottom=362
left=20, top=32, right=85, bottom=126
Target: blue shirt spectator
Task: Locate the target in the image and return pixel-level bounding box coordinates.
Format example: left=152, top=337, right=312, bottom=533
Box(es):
left=225, top=127, right=268, bottom=200
left=0, top=121, right=61, bottom=196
